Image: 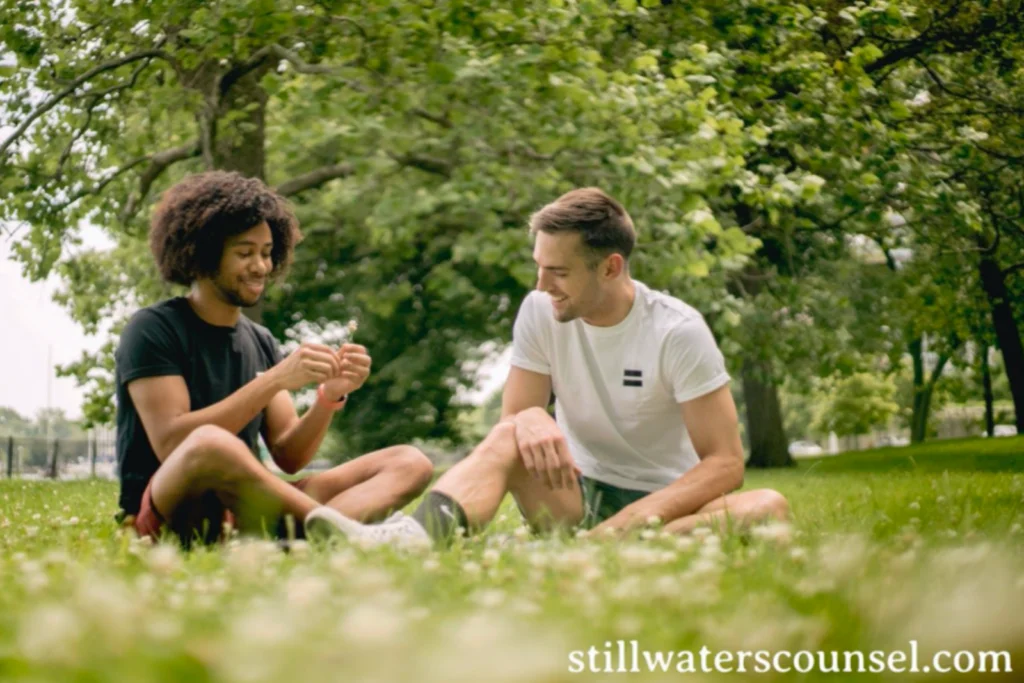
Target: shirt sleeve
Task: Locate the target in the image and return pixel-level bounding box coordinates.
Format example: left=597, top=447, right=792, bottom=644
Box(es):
left=663, top=317, right=731, bottom=403
left=255, top=325, right=284, bottom=368
left=115, top=309, right=187, bottom=386
left=510, top=293, right=551, bottom=375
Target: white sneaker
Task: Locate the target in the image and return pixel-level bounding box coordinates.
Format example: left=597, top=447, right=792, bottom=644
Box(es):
left=304, top=507, right=432, bottom=549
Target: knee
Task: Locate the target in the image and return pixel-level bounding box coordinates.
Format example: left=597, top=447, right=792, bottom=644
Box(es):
left=178, top=425, right=247, bottom=478
left=473, top=421, right=532, bottom=482
left=387, top=445, right=434, bottom=492
left=753, top=489, right=790, bottom=521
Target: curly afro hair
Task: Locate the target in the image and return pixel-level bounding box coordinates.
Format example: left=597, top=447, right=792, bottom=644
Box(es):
left=149, top=171, right=302, bottom=286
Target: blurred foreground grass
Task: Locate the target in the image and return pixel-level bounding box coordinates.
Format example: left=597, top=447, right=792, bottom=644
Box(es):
left=1, top=437, right=1023, bottom=682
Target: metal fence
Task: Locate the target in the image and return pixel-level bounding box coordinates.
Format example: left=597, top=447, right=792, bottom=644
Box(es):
left=2, top=428, right=117, bottom=480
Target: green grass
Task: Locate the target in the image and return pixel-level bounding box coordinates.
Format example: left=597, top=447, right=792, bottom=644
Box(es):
left=2, top=438, right=1024, bottom=682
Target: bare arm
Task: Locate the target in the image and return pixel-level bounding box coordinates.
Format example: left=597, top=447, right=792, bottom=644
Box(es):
left=127, top=342, right=342, bottom=463
left=500, top=366, right=579, bottom=490
left=594, top=384, right=745, bottom=530
left=259, top=391, right=336, bottom=475
left=500, top=365, right=553, bottom=419
left=127, top=372, right=284, bottom=462
left=261, top=343, right=372, bottom=474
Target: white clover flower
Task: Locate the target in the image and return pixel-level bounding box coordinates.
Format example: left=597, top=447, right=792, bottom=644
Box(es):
left=18, top=604, right=82, bottom=665
left=147, top=544, right=182, bottom=576
left=481, top=548, right=501, bottom=567
left=472, top=589, right=506, bottom=609
left=510, top=598, right=542, bottom=616
left=284, top=574, right=331, bottom=609
left=675, top=536, right=696, bottom=552
left=818, top=534, right=868, bottom=581
left=750, top=521, right=794, bottom=545
left=145, top=615, right=183, bottom=642
left=339, top=602, right=408, bottom=646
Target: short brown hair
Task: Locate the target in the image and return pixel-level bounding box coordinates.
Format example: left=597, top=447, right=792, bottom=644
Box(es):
left=149, top=171, right=302, bottom=286
left=528, top=188, right=636, bottom=267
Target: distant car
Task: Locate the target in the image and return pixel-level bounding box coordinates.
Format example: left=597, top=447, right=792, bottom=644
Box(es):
left=994, top=425, right=1018, bottom=437
left=788, top=440, right=824, bottom=457
left=876, top=435, right=910, bottom=447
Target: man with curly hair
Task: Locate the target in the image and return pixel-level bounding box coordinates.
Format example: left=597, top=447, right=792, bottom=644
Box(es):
left=115, top=171, right=433, bottom=546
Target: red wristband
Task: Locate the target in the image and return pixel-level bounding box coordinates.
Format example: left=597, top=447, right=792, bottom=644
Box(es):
left=317, top=383, right=347, bottom=410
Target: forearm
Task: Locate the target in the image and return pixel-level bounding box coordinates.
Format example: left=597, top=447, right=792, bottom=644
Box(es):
left=270, top=400, right=337, bottom=474
left=617, top=453, right=744, bottom=524
left=157, top=372, right=283, bottom=460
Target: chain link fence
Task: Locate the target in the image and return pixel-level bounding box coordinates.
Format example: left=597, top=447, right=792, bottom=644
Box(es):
left=2, top=428, right=117, bottom=480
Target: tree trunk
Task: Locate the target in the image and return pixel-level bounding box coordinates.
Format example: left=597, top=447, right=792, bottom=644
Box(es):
left=742, top=360, right=793, bottom=468
left=909, top=337, right=951, bottom=444
left=909, top=337, right=926, bottom=444
left=978, top=253, right=1024, bottom=433
left=981, top=344, right=995, bottom=437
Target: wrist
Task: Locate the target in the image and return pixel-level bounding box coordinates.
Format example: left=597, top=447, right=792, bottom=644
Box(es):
left=261, top=366, right=286, bottom=393
left=317, top=383, right=348, bottom=410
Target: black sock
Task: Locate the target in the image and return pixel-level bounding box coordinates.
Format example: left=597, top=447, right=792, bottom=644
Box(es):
left=412, top=491, right=469, bottom=544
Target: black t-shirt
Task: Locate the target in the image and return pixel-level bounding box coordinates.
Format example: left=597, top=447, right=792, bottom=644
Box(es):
left=114, top=297, right=282, bottom=514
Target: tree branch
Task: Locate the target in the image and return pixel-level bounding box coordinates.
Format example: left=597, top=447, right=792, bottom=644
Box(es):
left=258, top=43, right=367, bottom=91
left=275, top=163, right=355, bottom=196
left=0, top=49, right=170, bottom=160
left=120, top=140, right=201, bottom=222
left=1002, top=261, right=1024, bottom=277
left=56, top=155, right=151, bottom=210
left=410, top=107, right=453, bottom=129
left=386, top=151, right=453, bottom=177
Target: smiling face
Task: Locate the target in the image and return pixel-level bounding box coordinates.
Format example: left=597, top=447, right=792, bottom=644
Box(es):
left=533, top=231, right=607, bottom=323
left=209, top=221, right=273, bottom=308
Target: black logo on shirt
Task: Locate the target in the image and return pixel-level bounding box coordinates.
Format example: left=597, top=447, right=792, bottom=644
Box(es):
left=623, top=369, right=643, bottom=387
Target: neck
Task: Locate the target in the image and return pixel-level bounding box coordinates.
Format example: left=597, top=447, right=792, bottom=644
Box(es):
left=582, top=277, right=635, bottom=327
left=187, top=282, right=241, bottom=327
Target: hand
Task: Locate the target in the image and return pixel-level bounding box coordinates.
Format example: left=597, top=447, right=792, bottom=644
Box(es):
left=511, top=407, right=580, bottom=490
left=270, top=343, right=343, bottom=392
left=320, top=343, right=372, bottom=400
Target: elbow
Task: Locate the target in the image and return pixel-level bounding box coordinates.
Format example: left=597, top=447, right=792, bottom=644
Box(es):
left=724, top=454, right=745, bottom=492
left=271, top=447, right=302, bottom=475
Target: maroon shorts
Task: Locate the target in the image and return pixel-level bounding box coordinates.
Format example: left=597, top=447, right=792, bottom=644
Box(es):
left=133, top=476, right=313, bottom=546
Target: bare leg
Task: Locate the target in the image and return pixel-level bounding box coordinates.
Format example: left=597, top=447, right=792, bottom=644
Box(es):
left=662, top=488, right=790, bottom=535
left=149, top=425, right=320, bottom=535
left=431, top=422, right=584, bottom=532
left=294, top=445, right=433, bottom=522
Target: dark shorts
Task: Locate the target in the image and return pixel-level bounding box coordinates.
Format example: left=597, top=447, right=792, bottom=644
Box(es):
left=578, top=476, right=652, bottom=529
left=129, top=476, right=313, bottom=547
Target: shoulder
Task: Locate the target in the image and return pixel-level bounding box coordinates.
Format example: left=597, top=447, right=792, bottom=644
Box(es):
left=635, top=283, right=717, bottom=349
left=121, top=299, right=185, bottom=338
left=515, top=291, right=553, bottom=328
left=636, top=282, right=704, bottom=329
left=519, top=290, right=551, bottom=315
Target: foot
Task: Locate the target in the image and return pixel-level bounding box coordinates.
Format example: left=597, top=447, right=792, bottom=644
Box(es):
left=304, top=507, right=432, bottom=549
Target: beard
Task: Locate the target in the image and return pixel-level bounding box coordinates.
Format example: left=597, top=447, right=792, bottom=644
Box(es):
left=215, top=278, right=263, bottom=308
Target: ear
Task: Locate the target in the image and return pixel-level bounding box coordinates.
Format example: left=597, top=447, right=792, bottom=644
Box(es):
left=603, top=253, right=625, bottom=280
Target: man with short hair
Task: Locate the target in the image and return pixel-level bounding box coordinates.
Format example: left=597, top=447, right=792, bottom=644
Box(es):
left=306, top=188, right=788, bottom=545
left=116, top=170, right=432, bottom=546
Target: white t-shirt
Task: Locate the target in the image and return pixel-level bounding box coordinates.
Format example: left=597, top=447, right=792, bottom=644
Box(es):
left=510, top=281, right=731, bottom=492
